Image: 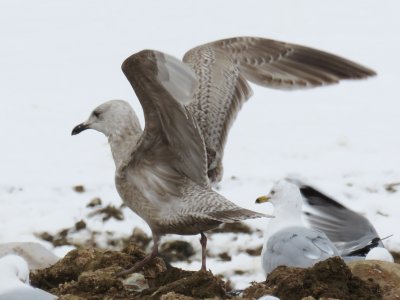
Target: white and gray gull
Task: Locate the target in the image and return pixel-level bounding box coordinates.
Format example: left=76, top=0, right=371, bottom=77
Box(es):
left=256, top=180, right=339, bottom=277
left=71, top=37, right=375, bottom=275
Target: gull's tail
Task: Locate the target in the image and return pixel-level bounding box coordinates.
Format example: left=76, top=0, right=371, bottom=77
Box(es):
left=207, top=208, right=272, bottom=223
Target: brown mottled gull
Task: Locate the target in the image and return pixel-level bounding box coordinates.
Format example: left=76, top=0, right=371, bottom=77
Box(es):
left=183, top=37, right=375, bottom=182
left=71, top=37, right=375, bottom=274
left=72, top=48, right=270, bottom=275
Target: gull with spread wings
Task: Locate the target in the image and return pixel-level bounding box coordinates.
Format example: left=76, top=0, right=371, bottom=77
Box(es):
left=72, top=37, right=375, bottom=275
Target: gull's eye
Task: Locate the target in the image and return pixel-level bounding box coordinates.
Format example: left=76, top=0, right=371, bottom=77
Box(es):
left=93, top=110, right=101, bottom=118
left=270, top=190, right=275, bottom=195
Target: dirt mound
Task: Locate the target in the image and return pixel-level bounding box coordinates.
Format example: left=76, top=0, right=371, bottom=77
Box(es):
left=31, top=244, right=227, bottom=300
left=348, top=259, right=400, bottom=299
left=243, top=257, right=382, bottom=300
left=31, top=245, right=386, bottom=300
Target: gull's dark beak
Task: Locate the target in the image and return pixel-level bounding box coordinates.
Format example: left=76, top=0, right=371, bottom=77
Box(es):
left=71, top=123, right=89, bottom=135
left=255, top=195, right=270, bottom=204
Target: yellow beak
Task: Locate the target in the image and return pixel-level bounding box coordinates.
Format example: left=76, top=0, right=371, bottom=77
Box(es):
left=255, top=195, right=270, bottom=204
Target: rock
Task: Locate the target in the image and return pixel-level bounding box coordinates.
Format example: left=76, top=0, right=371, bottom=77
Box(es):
left=123, top=272, right=149, bottom=291
left=0, top=242, right=59, bottom=270
left=347, top=259, right=400, bottom=299
left=243, top=281, right=275, bottom=299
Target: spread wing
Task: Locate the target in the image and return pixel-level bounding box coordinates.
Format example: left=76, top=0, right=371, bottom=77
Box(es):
left=121, top=50, right=209, bottom=199
left=287, top=177, right=384, bottom=256
left=184, top=37, right=376, bottom=182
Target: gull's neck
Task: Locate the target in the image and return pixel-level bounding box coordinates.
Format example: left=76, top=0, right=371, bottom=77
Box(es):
left=108, top=125, right=142, bottom=169
left=263, top=203, right=303, bottom=242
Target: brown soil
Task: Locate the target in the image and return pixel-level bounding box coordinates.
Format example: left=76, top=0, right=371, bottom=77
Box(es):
left=73, top=185, right=85, bottom=193
left=31, top=244, right=386, bottom=300
left=159, top=240, right=195, bottom=263
left=210, top=222, right=253, bottom=234
left=243, top=257, right=382, bottom=300
left=391, top=251, right=400, bottom=264
left=86, top=197, right=102, bottom=208
left=31, top=244, right=226, bottom=300
left=245, top=245, right=262, bottom=256
left=348, top=259, right=400, bottom=300
left=87, top=204, right=124, bottom=221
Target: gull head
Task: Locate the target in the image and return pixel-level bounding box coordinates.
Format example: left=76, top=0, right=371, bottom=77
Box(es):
left=255, top=180, right=303, bottom=212
left=71, top=100, right=141, bottom=138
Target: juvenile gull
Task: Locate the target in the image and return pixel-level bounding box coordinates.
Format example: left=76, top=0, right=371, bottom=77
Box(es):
left=72, top=36, right=375, bottom=274
left=256, top=180, right=339, bottom=276
left=73, top=37, right=376, bottom=183
left=0, top=255, right=57, bottom=300
left=72, top=50, right=270, bottom=275
left=286, top=177, right=393, bottom=260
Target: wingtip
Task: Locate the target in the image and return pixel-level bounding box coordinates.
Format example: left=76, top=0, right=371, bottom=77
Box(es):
left=121, top=49, right=158, bottom=74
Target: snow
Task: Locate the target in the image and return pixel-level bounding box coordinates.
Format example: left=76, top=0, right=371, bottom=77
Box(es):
left=0, top=255, right=56, bottom=299
left=366, top=247, right=394, bottom=263
left=1, top=0, right=399, bottom=289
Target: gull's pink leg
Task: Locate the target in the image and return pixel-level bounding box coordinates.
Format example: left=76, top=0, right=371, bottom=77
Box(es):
left=200, top=232, right=207, bottom=271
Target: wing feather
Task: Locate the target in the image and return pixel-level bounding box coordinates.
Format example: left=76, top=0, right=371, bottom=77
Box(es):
left=184, top=37, right=375, bottom=182
left=121, top=50, right=209, bottom=190
left=286, top=177, right=384, bottom=256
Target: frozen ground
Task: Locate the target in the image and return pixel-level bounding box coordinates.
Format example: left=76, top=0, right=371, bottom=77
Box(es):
left=1, top=0, right=399, bottom=289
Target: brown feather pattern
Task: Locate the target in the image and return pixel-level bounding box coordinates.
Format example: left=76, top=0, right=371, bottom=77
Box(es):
left=183, top=37, right=375, bottom=182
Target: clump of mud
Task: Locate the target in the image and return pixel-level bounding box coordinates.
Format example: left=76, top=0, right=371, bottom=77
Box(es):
left=31, top=244, right=227, bottom=300
left=243, top=257, right=382, bottom=300
left=87, top=204, right=125, bottom=221
left=210, top=222, right=253, bottom=234
left=391, top=251, right=400, bottom=264
left=159, top=240, right=195, bottom=263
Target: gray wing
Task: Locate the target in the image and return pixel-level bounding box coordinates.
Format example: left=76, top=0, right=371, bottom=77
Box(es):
left=121, top=50, right=209, bottom=198
left=184, top=37, right=376, bottom=182
left=263, top=226, right=338, bottom=275
left=287, top=178, right=383, bottom=256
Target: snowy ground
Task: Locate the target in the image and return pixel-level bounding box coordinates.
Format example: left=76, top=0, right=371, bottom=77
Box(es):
left=1, top=0, right=399, bottom=289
